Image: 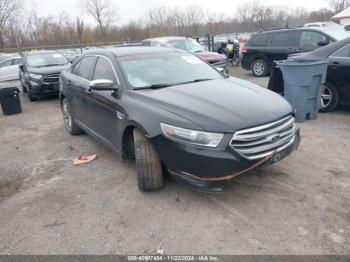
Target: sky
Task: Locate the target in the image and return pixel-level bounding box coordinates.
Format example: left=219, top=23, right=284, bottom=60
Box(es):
left=26, top=0, right=329, bottom=25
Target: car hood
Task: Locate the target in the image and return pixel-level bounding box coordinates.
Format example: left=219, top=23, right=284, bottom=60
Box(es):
left=195, top=51, right=227, bottom=62
left=27, top=64, right=70, bottom=75
left=131, top=78, right=293, bottom=133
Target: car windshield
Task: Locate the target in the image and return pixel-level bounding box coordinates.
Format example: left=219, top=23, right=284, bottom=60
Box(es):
left=325, top=29, right=350, bottom=41
left=27, top=53, right=68, bottom=67
left=118, top=53, right=223, bottom=90
left=169, top=39, right=205, bottom=53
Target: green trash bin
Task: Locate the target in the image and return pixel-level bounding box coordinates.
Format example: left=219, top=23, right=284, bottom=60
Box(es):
left=276, top=60, right=328, bottom=123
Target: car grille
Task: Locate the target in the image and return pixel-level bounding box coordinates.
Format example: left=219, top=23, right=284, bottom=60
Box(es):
left=42, top=74, right=60, bottom=84
left=230, top=115, right=296, bottom=160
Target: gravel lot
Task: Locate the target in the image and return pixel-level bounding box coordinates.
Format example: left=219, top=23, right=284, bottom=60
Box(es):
left=0, top=67, right=349, bottom=255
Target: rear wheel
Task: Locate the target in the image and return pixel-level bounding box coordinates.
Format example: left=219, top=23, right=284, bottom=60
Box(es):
left=320, top=82, right=339, bottom=113
left=61, top=98, right=83, bottom=135
left=133, top=129, right=163, bottom=192
left=252, top=59, right=268, bottom=77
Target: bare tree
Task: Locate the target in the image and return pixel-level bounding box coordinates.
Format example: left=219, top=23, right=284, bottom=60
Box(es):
left=84, top=0, right=119, bottom=39
left=0, top=0, right=22, bottom=48
left=184, top=5, right=205, bottom=36
left=328, top=0, right=350, bottom=13
left=77, top=17, right=84, bottom=52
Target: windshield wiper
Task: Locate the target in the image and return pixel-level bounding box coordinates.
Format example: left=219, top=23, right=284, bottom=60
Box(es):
left=134, top=79, right=214, bottom=90
left=134, top=83, right=174, bottom=90
left=173, top=79, right=214, bottom=85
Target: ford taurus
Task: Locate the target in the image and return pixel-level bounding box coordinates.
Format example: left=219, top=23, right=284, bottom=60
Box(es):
left=59, top=47, right=300, bottom=192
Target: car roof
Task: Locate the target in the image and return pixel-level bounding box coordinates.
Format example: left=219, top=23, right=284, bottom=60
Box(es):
left=84, top=46, right=186, bottom=57
left=257, top=27, right=329, bottom=34
left=142, top=36, right=187, bottom=43
left=25, top=50, right=61, bottom=56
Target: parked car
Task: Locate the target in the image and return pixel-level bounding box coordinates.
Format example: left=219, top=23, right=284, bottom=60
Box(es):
left=268, top=37, right=350, bottom=112
left=241, top=28, right=350, bottom=77
left=141, top=37, right=228, bottom=73
left=0, top=55, right=22, bottom=82
left=61, top=49, right=82, bottom=63
left=19, top=50, right=70, bottom=101
left=304, top=21, right=345, bottom=31
left=343, top=23, right=350, bottom=31
left=59, top=47, right=300, bottom=192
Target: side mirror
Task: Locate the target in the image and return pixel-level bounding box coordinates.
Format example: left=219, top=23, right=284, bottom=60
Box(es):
left=317, top=40, right=330, bottom=47
left=19, top=64, right=24, bottom=70
left=216, top=67, right=229, bottom=78
left=90, top=79, right=118, bottom=91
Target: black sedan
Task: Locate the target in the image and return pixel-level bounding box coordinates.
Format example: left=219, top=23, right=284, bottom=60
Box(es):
left=269, top=37, right=350, bottom=112
left=59, top=47, right=300, bottom=192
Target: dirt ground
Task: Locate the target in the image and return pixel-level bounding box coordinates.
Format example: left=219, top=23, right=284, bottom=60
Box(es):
left=0, top=67, right=349, bottom=255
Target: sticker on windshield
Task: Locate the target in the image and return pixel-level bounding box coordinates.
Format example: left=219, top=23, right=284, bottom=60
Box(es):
left=53, top=54, right=62, bottom=58
left=182, top=56, right=202, bottom=64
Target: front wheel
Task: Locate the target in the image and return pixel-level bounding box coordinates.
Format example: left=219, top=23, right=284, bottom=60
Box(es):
left=133, top=129, right=164, bottom=192
left=319, top=83, right=339, bottom=113
left=61, top=98, right=83, bottom=135
left=251, top=59, right=268, bottom=77
left=28, top=92, right=39, bottom=102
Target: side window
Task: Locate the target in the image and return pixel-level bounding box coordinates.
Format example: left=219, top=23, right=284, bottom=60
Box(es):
left=331, top=45, right=350, bottom=58
left=93, top=57, right=116, bottom=82
left=72, top=61, right=81, bottom=75
left=12, top=59, right=22, bottom=65
left=142, top=41, right=151, bottom=46
left=0, top=59, right=12, bottom=68
left=249, top=34, right=271, bottom=46
left=77, top=56, right=97, bottom=80
left=270, top=32, right=300, bottom=47
left=344, top=25, right=350, bottom=31
left=300, top=32, right=327, bottom=48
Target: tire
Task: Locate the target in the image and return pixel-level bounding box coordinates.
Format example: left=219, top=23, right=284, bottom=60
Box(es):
left=133, top=129, right=163, bottom=192
left=28, top=92, right=39, bottom=102
left=21, top=82, right=28, bottom=94
left=251, top=59, right=268, bottom=77
left=319, top=82, right=339, bottom=113
left=61, top=98, right=83, bottom=135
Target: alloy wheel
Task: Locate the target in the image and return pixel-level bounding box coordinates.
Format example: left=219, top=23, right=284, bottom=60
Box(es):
left=62, top=100, right=72, bottom=131
left=320, top=86, right=333, bottom=109
left=254, top=61, right=265, bottom=76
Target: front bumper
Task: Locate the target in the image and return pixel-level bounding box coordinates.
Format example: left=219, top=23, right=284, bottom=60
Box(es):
left=28, top=81, right=60, bottom=97
left=152, top=128, right=301, bottom=192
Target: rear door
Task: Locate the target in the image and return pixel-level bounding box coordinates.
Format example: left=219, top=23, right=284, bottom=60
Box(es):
left=327, top=44, right=350, bottom=104
left=268, top=31, right=301, bottom=62
left=65, top=56, right=97, bottom=125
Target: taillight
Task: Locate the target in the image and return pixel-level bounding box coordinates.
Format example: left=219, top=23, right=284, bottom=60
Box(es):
left=241, top=47, right=248, bottom=53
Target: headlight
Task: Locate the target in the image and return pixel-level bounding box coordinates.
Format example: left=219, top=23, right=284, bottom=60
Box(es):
left=160, top=123, right=224, bottom=148
left=29, top=73, right=43, bottom=80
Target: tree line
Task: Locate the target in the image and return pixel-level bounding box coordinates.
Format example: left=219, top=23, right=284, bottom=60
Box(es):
left=0, top=0, right=349, bottom=50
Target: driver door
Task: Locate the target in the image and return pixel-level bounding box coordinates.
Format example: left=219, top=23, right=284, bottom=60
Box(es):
left=84, top=56, right=125, bottom=151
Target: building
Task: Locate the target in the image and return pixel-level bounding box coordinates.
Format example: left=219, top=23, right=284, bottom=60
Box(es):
left=332, top=7, right=350, bottom=25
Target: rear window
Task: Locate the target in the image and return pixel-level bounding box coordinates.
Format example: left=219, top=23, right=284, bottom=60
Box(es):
left=270, top=32, right=300, bottom=47
left=249, top=34, right=271, bottom=46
